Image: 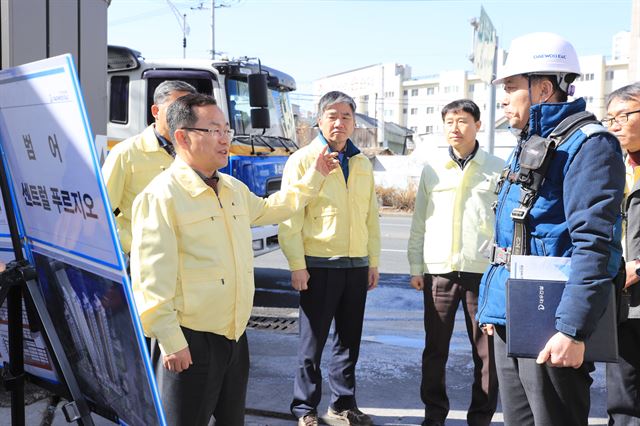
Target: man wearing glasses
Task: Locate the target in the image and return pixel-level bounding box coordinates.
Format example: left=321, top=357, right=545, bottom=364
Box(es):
left=603, top=83, right=640, bottom=424
left=102, top=80, right=196, bottom=255
left=130, top=93, right=338, bottom=425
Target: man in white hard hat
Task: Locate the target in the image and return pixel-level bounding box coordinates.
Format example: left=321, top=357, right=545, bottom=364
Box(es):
left=477, top=32, right=625, bottom=425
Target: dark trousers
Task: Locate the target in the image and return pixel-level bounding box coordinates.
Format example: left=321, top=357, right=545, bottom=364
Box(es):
left=291, top=266, right=369, bottom=418
left=153, top=329, right=249, bottom=426
left=421, top=272, right=498, bottom=426
left=494, top=325, right=593, bottom=426
left=607, top=319, right=640, bottom=425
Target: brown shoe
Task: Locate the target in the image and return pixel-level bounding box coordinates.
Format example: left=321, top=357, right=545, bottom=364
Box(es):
left=298, top=413, right=319, bottom=426
left=326, top=406, right=373, bottom=425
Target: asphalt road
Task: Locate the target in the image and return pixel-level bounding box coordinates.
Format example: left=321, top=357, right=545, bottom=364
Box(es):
left=252, top=212, right=412, bottom=308
left=251, top=213, right=608, bottom=424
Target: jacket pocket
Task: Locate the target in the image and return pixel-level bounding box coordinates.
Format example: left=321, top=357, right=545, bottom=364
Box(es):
left=310, top=207, right=338, bottom=241
left=181, top=267, right=228, bottom=319
left=176, top=209, right=223, bottom=254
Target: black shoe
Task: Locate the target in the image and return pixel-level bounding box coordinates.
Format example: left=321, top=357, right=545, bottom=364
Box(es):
left=327, top=406, right=373, bottom=425
left=422, top=419, right=444, bottom=426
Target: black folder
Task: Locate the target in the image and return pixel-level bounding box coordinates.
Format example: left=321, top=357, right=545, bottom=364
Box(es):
left=506, top=279, right=618, bottom=363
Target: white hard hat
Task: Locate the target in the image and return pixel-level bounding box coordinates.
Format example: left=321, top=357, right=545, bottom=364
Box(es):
left=493, top=32, right=581, bottom=92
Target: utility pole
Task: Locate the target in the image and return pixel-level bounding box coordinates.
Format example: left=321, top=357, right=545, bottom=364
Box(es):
left=211, top=0, right=215, bottom=59
left=166, top=0, right=190, bottom=58
left=192, top=1, right=236, bottom=59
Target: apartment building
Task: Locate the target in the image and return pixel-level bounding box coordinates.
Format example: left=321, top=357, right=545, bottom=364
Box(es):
left=312, top=33, right=632, bottom=157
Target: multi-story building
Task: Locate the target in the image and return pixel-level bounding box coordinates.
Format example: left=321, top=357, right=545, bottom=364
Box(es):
left=312, top=33, right=633, bottom=158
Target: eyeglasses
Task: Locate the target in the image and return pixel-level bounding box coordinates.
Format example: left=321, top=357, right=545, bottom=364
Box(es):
left=601, top=109, right=640, bottom=128
left=181, top=127, right=235, bottom=139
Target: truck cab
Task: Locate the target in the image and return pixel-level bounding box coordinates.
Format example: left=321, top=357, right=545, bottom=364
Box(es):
left=106, top=45, right=298, bottom=256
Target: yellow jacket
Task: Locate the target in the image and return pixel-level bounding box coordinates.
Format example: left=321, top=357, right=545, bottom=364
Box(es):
left=407, top=148, right=503, bottom=275
left=131, top=156, right=324, bottom=355
left=278, top=137, right=381, bottom=271
left=102, top=125, right=173, bottom=253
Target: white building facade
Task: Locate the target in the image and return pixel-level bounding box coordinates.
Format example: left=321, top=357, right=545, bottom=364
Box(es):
left=312, top=34, right=632, bottom=160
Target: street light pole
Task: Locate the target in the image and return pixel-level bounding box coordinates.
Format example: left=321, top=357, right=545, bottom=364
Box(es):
left=166, top=0, right=189, bottom=58
left=183, top=13, right=187, bottom=59
left=211, top=0, right=215, bottom=59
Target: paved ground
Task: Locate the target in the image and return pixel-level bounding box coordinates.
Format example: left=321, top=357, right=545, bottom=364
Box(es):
left=0, top=304, right=610, bottom=425
left=0, top=215, right=612, bottom=425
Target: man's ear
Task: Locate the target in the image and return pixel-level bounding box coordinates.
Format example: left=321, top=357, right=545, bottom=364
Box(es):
left=539, top=79, right=554, bottom=103
left=475, top=119, right=482, bottom=131
left=173, top=129, right=189, bottom=150
left=151, top=104, right=160, bottom=120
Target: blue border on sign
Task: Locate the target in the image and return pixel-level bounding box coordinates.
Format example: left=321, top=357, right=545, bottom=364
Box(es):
left=64, top=56, right=125, bottom=271
left=29, top=237, right=118, bottom=269
left=0, top=55, right=166, bottom=425
left=0, top=67, right=65, bottom=85
left=64, top=56, right=167, bottom=425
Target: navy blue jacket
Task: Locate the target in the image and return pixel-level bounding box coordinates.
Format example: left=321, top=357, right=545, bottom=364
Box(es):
left=477, top=98, right=625, bottom=339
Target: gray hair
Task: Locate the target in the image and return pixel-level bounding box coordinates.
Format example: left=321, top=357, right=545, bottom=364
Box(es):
left=317, top=91, right=356, bottom=119
left=153, top=80, right=197, bottom=105
left=167, top=93, right=217, bottom=143
left=606, top=82, right=640, bottom=108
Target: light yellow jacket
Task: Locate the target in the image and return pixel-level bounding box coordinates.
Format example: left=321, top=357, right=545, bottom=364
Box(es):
left=102, top=125, right=173, bottom=253
left=131, top=156, right=325, bottom=355
left=407, top=148, right=503, bottom=275
left=278, top=137, right=381, bottom=271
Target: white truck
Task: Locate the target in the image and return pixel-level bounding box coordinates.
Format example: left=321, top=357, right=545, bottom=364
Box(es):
left=106, top=45, right=299, bottom=256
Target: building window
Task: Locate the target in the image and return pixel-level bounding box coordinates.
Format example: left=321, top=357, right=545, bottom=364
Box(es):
left=426, top=107, right=434, bottom=114
left=411, top=89, right=419, bottom=96
left=410, top=126, right=418, bottom=132
left=403, top=90, right=408, bottom=96
left=468, top=84, right=475, bottom=93
left=384, top=91, right=395, bottom=97
left=425, top=126, right=433, bottom=133
left=606, top=70, right=614, bottom=80
left=402, top=108, right=407, bottom=114
left=363, top=95, right=369, bottom=101
left=427, top=87, right=435, bottom=95
left=410, top=108, right=418, bottom=115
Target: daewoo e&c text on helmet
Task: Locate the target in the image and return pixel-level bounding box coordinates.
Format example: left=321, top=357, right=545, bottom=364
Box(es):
left=493, top=32, right=581, bottom=94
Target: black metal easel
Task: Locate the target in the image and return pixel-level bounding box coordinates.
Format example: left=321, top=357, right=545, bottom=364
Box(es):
left=0, top=149, right=95, bottom=425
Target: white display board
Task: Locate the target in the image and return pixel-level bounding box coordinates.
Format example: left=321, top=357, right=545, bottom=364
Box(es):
left=0, top=56, right=120, bottom=279
left=0, top=54, right=164, bottom=426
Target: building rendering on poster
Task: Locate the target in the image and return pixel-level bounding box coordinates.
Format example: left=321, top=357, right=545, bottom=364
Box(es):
left=0, top=54, right=165, bottom=425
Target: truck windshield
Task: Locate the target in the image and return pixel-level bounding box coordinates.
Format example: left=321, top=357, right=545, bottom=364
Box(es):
left=227, top=78, right=297, bottom=148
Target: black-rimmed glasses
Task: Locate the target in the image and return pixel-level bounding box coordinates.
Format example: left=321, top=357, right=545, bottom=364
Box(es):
left=181, top=127, right=235, bottom=139
left=601, top=109, right=640, bottom=128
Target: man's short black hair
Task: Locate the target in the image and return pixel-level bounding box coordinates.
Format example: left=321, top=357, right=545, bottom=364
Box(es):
left=166, top=93, right=217, bottom=143
left=441, top=99, right=481, bottom=122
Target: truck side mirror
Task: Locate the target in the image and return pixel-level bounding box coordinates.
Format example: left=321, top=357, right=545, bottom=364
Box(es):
left=251, top=108, right=270, bottom=129
left=248, top=73, right=270, bottom=129
left=248, top=73, right=268, bottom=107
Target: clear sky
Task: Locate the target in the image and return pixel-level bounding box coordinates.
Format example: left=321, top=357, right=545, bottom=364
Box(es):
left=108, top=0, right=633, bottom=109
